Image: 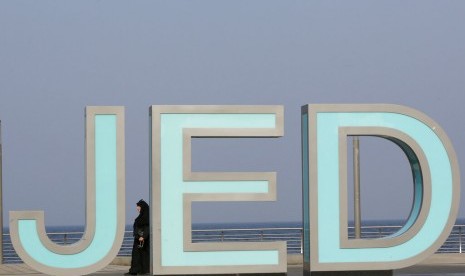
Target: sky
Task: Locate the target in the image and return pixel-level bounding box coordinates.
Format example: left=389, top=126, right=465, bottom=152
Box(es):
left=1, top=1, right=465, bottom=227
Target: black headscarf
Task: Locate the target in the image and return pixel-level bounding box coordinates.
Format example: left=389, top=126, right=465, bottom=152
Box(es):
left=135, top=199, right=150, bottom=227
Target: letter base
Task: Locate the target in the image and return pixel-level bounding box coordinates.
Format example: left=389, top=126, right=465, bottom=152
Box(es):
left=305, top=270, right=393, bottom=276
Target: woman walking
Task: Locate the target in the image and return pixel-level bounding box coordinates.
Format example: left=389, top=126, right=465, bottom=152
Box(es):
left=125, top=199, right=150, bottom=275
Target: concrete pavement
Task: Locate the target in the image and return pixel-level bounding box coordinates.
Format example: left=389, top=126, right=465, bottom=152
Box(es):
left=2, top=263, right=465, bottom=275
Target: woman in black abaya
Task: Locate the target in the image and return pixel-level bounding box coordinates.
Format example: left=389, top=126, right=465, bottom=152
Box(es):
left=125, top=199, right=150, bottom=275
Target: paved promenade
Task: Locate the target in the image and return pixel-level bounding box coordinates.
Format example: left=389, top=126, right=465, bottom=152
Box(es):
left=3, top=264, right=465, bottom=275
left=2, top=254, right=465, bottom=276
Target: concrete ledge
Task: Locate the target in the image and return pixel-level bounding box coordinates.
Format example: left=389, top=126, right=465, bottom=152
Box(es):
left=421, top=253, right=465, bottom=264
left=111, top=254, right=304, bottom=266
left=285, top=253, right=465, bottom=266
left=110, top=253, right=465, bottom=268
left=110, top=256, right=131, bottom=266
left=304, top=271, right=392, bottom=276
left=288, top=254, right=303, bottom=265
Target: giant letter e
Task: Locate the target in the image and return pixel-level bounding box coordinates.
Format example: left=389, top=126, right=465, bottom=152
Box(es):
left=150, top=105, right=287, bottom=275
left=302, top=104, right=460, bottom=272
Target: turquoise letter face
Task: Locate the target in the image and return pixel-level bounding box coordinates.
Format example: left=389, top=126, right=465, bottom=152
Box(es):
left=150, top=106, right=287, bottom=275
left=302, top=104, right=460, bottom=272
left=9, top=107, right=126, bottom=276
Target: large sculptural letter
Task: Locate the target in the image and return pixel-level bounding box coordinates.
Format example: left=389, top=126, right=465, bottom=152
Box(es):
left=302, top=104, right=460, bottom=273
left=9, top=106, right=125, bottom=276
left=150, top=105, right=286, bottom=275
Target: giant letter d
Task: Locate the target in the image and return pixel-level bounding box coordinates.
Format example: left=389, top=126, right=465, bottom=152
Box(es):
left=302, top=104, right=460, bottom=273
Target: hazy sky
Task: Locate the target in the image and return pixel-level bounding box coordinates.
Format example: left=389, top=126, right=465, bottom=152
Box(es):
left=1, top=1, right=465, bottom=226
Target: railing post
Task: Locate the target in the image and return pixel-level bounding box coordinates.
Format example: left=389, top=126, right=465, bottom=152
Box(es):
left=260, top=230, right=264, bottom=241
left=353, top=136, right=361, bottom=239
left=0, top=121, right=3, bottom=264
left=64, top=233, right=68, bottom=245
left=459, top=226, right=462, bottom=253
left=300, top=229, right=303, bottom=254
left=221, top=231, right=224, bottom=242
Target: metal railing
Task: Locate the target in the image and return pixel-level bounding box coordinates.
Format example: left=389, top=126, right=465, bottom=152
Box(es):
left=348, top=224, right=465, bottom=253
left=2, top=224, right=465, bottom=263
left=2, top=231, right=136, bottom=263
left=191, top=227, right=303, bottom=254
